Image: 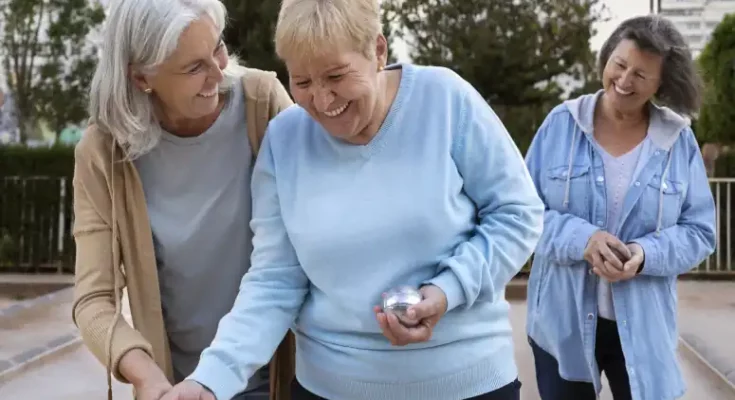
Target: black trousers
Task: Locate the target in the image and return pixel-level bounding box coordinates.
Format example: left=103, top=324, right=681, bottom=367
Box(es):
left=530, top=317, right=632, bottom=400
left=290, top=377, right=521, bottom=400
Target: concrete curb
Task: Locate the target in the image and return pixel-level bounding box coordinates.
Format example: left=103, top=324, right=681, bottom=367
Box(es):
left=0, top=286, right=73, bottom=320
left=679, top=333, right=735, bottom=393
left=0, top=286, right=79, bottom=384
left=0, top=331, right=82, bottom=384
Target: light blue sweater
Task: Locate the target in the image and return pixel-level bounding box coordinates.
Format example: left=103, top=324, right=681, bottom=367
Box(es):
left=189, top=63, right=544, bottom=400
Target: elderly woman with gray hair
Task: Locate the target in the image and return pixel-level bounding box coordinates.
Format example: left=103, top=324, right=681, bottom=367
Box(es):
left=162, top=0, right=545, bottom=399
left=71, top=0, right=295, bottom=399
left=524, top=15, right=716, bottom=400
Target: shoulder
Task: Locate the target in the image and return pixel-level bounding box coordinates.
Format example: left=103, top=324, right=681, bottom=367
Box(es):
left=240, top=67, right=279, bottom=99
left=240, top=67, right=293, bottom=113
left=262, top=104, right=315, bottom=145
left=75, top=124, right=115, bottom=166
left=673, top=125, right=702, bottom=160
left=532, top=102, right=578, bottom=145
left=409, top=64, right=476, bottom=101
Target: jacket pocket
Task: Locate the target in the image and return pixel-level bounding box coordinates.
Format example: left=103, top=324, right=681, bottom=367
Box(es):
left=640, top=175, right=684, bottom=229
left=543, top=165, right=591, bottom=217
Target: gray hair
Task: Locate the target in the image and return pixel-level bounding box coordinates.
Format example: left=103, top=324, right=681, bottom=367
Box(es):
left=88, top=0, right=246, bottom=160
left=598, top=15, right=703, bottom=117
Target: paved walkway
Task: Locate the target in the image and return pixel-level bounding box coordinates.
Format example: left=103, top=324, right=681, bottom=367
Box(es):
left=677, top=280, right=735, bottom=386
left=1, top=293, right=734, bottom=399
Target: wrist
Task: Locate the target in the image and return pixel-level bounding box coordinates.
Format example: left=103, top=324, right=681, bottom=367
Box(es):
left=120, top=348, right=167, bottom=387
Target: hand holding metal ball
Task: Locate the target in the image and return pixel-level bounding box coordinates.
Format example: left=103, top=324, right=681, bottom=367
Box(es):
left=382, top=286, right=423, bottom=327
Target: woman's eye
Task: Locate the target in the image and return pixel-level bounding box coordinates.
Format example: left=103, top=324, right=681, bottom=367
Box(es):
left=188, top=64, right=203, bottom=74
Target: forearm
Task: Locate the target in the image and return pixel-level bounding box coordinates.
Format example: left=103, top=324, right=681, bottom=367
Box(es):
left=73, top=232, right=155, bottom=383
left=119, top=348, right=168, bottom=386
left=536, top=209, right=599, bottom=265
left=188, top=267, right=308, bottom=400
left=428, top=200, right=544, bottom=311
left=633, top=224, right=715, bottom=277
left=73, top=293, right=155, bottom=382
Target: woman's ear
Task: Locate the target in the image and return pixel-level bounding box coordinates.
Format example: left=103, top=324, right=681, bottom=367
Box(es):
left=128, top=64, right=151, bottom=92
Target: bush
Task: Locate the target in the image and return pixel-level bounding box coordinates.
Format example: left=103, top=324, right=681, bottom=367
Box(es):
left=0, top=145, right=75, bottom=273
left=0, top=145, right=75, bottom=177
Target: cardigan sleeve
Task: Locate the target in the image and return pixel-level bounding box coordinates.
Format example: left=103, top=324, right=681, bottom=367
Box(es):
left=71, top=135, right=154, bottom=383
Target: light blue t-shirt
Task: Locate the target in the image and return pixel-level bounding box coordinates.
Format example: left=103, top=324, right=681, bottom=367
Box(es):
left=189, top=63, right=545, bottom=400
left=134, top=82, right=267, bottom=390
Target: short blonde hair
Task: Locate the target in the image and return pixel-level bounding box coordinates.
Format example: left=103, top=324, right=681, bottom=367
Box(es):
left=275, top=0, right=382, bottom=63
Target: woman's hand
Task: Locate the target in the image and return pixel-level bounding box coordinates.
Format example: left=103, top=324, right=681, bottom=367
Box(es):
left=374, top=285, right=448, bottom=346
left=136, top=380, right=173, bottom=400
left=120, top=349, right=172, bottom=400
left=584, top=230, right=631, bottom=272
left=593, top=242, right=645, bottom=282
left=160, top=380, right=215, bottom=400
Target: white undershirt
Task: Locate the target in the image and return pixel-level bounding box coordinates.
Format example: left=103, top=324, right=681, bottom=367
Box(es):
left=597, top=141, right=644, bottom=320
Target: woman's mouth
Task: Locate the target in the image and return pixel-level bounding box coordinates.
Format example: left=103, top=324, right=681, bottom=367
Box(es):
left=613, top=84, right=633, bottom=96
left=324, top=101, right=351, bottom=117
left=197, top=88, right=218, bottom=98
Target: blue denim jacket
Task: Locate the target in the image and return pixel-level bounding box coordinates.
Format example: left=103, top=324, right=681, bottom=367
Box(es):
left=524, top=91, right=716, bottom=400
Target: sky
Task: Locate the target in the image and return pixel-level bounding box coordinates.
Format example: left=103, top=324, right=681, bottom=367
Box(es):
left=393, top=0, right=651, bottom=60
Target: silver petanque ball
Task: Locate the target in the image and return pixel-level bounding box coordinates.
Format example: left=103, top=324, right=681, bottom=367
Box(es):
left=382, top=286, right=423, bottom=327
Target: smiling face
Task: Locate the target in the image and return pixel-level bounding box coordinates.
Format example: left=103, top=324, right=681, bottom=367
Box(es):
left=285, top=36, right=387, bottom=144
left=601, top=39, right=663, bottom=113
left=132, top=15, right=228, bottom=123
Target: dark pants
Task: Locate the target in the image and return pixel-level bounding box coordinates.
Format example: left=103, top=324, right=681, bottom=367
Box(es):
left=231, top=383, right=269, bottom=400
left=530, top=317, right=632, bottom=400
left=291, top=377, right=521, bottom=400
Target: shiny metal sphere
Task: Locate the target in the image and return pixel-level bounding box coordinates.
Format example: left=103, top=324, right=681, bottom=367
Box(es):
left=382, top=286, right=423, bottom=327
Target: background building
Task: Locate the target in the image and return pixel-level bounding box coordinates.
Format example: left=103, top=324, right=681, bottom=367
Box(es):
left=656, top=0, right=735, bottom=58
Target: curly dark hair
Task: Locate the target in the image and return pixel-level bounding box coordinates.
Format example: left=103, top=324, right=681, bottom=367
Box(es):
left=598, top=15, right=703, bottom=116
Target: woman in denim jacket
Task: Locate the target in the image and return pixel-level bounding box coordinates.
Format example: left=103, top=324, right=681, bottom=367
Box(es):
left=524, top=15, right=716, bottom=400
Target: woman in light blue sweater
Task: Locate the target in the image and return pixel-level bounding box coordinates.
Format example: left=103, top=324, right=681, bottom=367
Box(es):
left=162, top=0, right=544, bottom=399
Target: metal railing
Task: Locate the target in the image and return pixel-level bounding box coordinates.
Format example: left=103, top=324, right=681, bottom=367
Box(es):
left=692, top=178, right=735, bottom=275
left=0, top=176, right=734, bottom=276
left=0, top=176, right=74, bottom=274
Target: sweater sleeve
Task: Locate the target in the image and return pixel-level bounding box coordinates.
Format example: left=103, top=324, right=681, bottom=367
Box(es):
left=188, top=131, right=310, bottom=400
left=425, top=78, right=545, bottom=312
left=71, top=143, right=154, bottom=383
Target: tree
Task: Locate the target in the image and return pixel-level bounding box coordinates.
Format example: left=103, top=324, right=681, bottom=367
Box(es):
left=567, top=50, right=602, bottom=99
left=383, top=0, right=603, bottom=107
left=222, top=1, right=398, bottom=89
left=696, top=14, right=735, bottom=144
left=381, top=0, right=604, bottom=152
left=0, top=0, right=105, bottom=143
left=221, top=0, right=288, bottom=88
left=381, top=2, right=399, bottom=64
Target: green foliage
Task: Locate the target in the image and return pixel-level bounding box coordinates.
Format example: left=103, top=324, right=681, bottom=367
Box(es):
left=696, top=14, right=735, bottom=144
left=381, top=0, right=604, bottom=150
left=0, top=145, right=75, bottom=273
left=0, top=145, right=74, bottom=177
left=220, top=0, right=289, bottom=88
left=221, top=1, right=397, bottom=89
left=567, top=50, right=602, bottom=99
left=381, top=5, right=398, bottom=64
left=382, top=0, right=604, bottom=107
left=0, top=0, right=105, bottom=142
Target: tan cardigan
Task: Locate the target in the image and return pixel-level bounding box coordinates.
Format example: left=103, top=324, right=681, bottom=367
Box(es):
left=71, top=68, right=296, bottom=400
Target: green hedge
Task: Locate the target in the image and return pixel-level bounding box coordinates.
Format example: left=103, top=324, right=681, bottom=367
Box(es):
left=0, top=145, right=75, bottom=273
left=0, top=145, right=75, bottom=177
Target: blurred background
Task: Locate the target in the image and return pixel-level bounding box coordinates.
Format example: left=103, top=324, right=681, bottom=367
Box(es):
left=1, top=0, right=735, bottom=399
